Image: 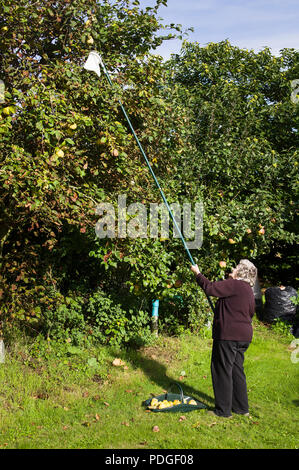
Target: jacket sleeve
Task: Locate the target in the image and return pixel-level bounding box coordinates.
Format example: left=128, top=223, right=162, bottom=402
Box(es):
left=196, top=273, right=237, bottom=298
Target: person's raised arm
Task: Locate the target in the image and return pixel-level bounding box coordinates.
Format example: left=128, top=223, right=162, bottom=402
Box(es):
left=191, top=265, right=236, bottom=298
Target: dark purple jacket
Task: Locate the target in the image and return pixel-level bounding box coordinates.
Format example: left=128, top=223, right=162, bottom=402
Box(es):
left=196, top=273, right=255, bottom=342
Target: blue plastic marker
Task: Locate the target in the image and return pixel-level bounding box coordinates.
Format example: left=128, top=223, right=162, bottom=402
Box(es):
left=151, top=300, right=159, bottom=335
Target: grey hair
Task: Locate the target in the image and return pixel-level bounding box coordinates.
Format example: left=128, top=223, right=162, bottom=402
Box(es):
left=235, top=259, right=257, bottom=287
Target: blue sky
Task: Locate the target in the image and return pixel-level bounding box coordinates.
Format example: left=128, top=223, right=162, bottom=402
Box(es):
left=138, top=0, right=299, bottom=58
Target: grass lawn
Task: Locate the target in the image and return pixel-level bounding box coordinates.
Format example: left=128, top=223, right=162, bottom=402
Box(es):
left=0, top=319, right=298, bottom=450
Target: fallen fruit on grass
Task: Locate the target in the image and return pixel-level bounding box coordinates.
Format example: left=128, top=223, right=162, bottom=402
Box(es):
left=152, top=426, right=160, bottom=432
left=112, top=358, right=125, bottom=366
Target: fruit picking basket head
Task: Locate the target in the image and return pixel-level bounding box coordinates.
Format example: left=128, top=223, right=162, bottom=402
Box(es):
left=144, top=382, right=206, bottom=413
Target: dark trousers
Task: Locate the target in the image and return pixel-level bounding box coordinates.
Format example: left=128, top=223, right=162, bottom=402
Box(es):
left=211, top=340, right=250, bottom=417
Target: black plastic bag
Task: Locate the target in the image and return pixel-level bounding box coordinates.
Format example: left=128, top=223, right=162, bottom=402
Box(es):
left=264, top=286, right=297, bottom=323
left=252, top=277, right=263, bottom=319
left=292, top=324, right=299, bottom=339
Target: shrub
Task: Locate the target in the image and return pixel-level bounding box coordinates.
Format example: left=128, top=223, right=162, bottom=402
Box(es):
left=86, top=289, right=153, bottom=347
left=41, top=292, right=86, bottom=345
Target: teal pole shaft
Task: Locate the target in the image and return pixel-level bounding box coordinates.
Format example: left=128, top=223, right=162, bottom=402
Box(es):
left=151, top=299, right=159, bottom=336
left=100, top=61, right=215, bottom=314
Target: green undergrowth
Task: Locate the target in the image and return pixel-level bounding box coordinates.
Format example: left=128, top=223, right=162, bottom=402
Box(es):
left=0, top=319, right=298, bottom=449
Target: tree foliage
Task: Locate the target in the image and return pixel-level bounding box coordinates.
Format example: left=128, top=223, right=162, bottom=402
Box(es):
left=0, top=0, right=186, bottom=330
left=167, top=41, right=299, bottom=281
left=0, top=2, right=298, bottom=343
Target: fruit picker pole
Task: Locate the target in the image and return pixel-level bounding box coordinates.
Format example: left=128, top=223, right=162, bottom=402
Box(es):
left=83, top=51, right=215, bottom=314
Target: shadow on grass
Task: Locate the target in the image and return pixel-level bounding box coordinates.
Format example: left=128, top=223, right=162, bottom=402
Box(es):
left=118, top=348, right=214, bottom=409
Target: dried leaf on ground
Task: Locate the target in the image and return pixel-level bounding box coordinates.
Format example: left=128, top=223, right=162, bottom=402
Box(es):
left=112, top=358, right=126, bottom=366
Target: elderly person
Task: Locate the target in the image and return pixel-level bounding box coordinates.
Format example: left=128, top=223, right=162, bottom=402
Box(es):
left=191, top=259, right=257, bottom=418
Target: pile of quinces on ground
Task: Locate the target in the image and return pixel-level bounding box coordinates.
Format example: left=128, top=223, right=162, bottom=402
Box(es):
left=148, top=397, right=198, bottom=410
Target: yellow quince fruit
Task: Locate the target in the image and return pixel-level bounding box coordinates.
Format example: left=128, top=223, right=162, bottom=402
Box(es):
left=188, top=399, right=197, bottom=405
